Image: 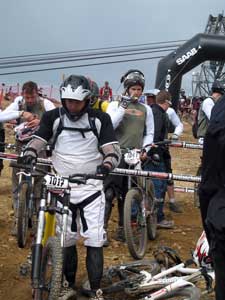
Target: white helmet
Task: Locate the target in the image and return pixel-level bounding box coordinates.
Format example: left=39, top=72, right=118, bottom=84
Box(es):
left=60, top=75, right=92, bottom=121
left=192, top=231, right=211, bottom=268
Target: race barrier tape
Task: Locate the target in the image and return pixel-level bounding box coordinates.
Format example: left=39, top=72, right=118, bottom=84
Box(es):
left=168, top=141, right=203, bottom=150
left=0, top=152, right=201, bottom=183
left=174, top=186, right=197, bottom=193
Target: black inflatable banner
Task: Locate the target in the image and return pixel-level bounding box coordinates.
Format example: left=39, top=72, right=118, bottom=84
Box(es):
left=155, top=33, right=225, bottom=109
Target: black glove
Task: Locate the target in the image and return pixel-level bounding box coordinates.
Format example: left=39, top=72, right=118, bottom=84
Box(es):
left=147, top=147, right=161, bottom=166
left=96, top=164, right=111, bottom=177
left=17, top=147, right=37, bottom=167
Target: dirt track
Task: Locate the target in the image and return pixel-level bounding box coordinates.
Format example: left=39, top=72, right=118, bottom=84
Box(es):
left=0, top=122, right=212, bottom=299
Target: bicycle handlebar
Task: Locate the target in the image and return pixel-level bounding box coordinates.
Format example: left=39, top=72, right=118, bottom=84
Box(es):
left=12, top=164, right=105, bottom=183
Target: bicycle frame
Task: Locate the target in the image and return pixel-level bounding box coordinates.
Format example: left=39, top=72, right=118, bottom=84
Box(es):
left=128, top=261, right=214, bottom=299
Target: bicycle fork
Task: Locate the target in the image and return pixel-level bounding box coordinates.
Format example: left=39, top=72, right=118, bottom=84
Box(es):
left=31, top=186, right=47, bottom=288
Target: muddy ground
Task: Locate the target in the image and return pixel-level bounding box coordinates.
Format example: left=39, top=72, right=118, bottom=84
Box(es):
left=0, top=121, right=213, bottom=299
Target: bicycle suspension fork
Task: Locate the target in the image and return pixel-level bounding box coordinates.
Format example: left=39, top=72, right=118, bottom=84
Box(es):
left=31, top=185, right=47, bottom=288
left=61, top=190, right=70, bottom=248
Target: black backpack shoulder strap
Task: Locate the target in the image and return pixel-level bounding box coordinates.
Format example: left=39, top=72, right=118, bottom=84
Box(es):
left=88, top=114, right=99, bottom=141
left=51, top=108, right=64, bottom=150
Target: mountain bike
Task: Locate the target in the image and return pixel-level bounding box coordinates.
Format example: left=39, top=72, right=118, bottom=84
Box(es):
left=16, top=165, right=104, bottom=300
left=11, top=151, right=39, bottom=248
left=81, top=259, right=160, bottom=297
left=82, top=243, right=214, bottom=300
left=123, top=148, right=157, bottom=259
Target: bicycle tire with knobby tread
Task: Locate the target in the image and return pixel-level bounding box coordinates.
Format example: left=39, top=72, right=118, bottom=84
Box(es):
left=124, top=188, right=148, bottom=259
left=17, top=182, right=29, bottom=248
left=33, top=237, right=63, bottom=300
left=81, top=259, right=160, bottom=297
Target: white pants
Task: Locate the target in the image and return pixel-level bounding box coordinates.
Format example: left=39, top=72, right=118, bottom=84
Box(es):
left=56, top=188, right=106, bottom=247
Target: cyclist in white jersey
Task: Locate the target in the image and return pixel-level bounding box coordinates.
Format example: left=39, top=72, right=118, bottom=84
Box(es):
left=19, top=75, right=121, bottom=300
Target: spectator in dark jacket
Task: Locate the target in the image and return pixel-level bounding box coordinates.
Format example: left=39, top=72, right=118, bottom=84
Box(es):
left=144, top=90, right=174, bottom=229
left=199, top=94, right=225, bottom=300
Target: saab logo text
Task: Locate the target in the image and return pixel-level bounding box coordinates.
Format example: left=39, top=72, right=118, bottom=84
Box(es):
left=176, top=47, right=198, bottom=65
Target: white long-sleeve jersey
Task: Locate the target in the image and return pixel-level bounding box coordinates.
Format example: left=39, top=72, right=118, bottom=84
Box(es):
left=201, top=97, right=215, bottom=120
left=0, top=96, right=55, bottom=123
left=166, top=107, right=183, bottom=137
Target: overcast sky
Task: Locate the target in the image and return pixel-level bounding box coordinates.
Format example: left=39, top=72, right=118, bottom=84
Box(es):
left=0, top=0, right=224, bottom=95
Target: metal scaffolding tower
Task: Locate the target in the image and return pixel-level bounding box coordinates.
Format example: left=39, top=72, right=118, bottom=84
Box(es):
left=192, top=13, right=225, bottom=97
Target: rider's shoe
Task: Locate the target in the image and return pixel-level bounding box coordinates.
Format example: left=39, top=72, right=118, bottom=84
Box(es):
left=58, top=282, right=76, bottom=300
left=89, top=289, right=104, bottom=300
left=157, top=219, right=174, bottom=229
left=169, top=202, right=183, bottom=213
left=114, top=226, right=125, bottom=242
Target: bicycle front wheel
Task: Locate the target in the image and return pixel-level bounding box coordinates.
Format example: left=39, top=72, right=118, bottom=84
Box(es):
left=81, top=259, right=160, bottom=296
left=17, top=182, right=29, bottom=248
left=33, top=237, right=63, bottom=300
left=124, top=188, right=148, bottom=259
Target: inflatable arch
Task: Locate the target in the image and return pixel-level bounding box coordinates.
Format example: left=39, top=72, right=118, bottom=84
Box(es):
left=155, top=33, right=225, bottom=109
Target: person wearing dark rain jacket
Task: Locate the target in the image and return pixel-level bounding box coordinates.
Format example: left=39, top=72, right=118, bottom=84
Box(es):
left=199, top=93, right=225, bottom=300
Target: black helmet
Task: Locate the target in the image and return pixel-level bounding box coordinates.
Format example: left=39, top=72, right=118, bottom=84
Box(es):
left=60, top=75, right=91, bottom=121
left=211, top=80, right=225, bottom=95
left=120, top=69, right=145, bottom=91
left=60, top=75, right=91, bottom=101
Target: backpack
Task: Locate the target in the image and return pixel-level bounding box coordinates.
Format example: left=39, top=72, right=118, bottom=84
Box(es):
left=51, top=108, right=100, bottom=150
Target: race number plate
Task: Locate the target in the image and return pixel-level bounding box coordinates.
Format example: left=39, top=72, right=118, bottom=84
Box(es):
left=44, top=174, right=69, bottom=189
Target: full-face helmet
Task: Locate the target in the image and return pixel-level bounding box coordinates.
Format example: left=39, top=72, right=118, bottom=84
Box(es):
left=60, top=75, right=91, bottom=121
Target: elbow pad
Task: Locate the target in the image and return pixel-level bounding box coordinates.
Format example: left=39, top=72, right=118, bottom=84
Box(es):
left=101, top=143, right=121, bottom=170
